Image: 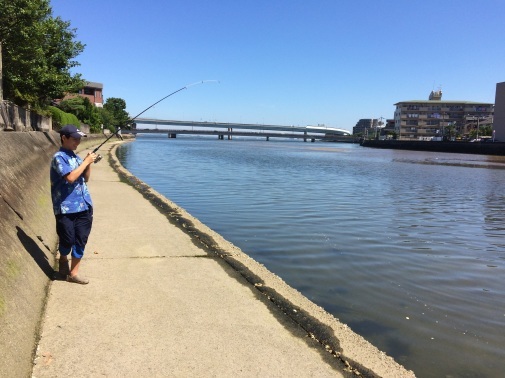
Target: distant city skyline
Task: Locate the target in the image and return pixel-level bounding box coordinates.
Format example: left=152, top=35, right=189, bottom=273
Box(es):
left=51, top=0, right=504, bottom=132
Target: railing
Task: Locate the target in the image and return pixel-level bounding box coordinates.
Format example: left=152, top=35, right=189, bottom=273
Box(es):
left=0, top=101, right=52, bottom=132
left=126, top=128, right=325, bottom=141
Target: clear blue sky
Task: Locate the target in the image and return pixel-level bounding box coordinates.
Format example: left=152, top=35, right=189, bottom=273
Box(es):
left=51, top=0, right=504, bottom=131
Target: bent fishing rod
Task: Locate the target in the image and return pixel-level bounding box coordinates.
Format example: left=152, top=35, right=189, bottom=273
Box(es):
left=92, top=80, right=219, bottom=163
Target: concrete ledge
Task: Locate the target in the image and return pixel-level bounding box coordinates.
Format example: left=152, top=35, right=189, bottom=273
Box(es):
left=361, top=139, right=505, bottom=155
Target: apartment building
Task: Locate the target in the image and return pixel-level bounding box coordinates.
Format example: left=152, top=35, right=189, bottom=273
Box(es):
left=394, top=90, right=494, bottom=140
left=352, top=118, right=379, bottom=136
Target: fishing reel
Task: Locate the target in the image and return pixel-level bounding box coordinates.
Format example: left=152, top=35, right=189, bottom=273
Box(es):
left=94, top=154, right=103, bottom=164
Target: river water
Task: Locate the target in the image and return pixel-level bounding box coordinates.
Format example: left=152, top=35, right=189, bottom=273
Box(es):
left=117, top=135, right=505, bottom=377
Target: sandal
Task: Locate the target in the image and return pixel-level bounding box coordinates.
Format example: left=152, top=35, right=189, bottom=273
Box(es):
left=67, top=274, right=89, bottom=285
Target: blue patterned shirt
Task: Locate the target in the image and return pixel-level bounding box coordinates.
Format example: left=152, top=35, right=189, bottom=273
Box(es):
left=50, top=148, right=93, bottom=215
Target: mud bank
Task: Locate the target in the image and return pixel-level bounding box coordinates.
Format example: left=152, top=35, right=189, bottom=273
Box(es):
left=361, top=139, right=505, bottom=155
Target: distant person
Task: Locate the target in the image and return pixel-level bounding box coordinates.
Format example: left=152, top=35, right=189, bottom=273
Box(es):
left=50, top=125, right=97, bottom=284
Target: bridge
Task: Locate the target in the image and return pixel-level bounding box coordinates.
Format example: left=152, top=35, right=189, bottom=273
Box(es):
left=127, top=118, right=352, bottom=142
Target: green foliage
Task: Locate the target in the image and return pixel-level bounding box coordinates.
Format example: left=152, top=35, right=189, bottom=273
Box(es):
left=58, top=97, right=86, bottom=118
left=103, top=97, right=130, bottom=129
left=48, top=105, right=80, bottom=129
left=56, top=96, right=130, bottom=133
left=0, top=0, right=84, bottom=109
left=468, top=125, right=492, bottom=140
left=97, top=107, right=115, bottom=131
left=480, top=125, right=492, bottom=136
left=59, top=96, right=102, bottom=133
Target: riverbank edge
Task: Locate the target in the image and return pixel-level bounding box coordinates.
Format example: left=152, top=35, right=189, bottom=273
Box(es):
left=361, top=139, right=505, bottom=155
left=109, top=141, right=415, bottom=377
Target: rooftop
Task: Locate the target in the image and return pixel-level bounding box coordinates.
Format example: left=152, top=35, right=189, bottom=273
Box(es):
left=85, top=81, right=103, bottom=89
left=395, top=100, right=494, bottom=106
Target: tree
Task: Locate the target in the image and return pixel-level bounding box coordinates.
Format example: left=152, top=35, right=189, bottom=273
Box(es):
left=0, top=0, right=84, bottom=109
left=58, top=97, right=87, bottom=119
left=97, top=107, right=115, bottom=131
left=59, top=96, right=102, bottom=132
left=103, top=97, right=130, bottom=129
left=444, top=124, right=455, bottom=141
left=480, top=125, right=492, bottom=137
left=57, top=96, right=130, bottom=134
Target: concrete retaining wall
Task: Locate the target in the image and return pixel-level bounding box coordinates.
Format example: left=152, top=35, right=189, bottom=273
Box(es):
left=361, top=139, right=505, bottom=155
left=0, top=131, right=110, bottom=378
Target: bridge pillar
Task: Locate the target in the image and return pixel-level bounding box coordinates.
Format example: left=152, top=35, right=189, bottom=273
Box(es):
left=169, top=133, right=177, bottom=138
left=311, top=138, right=315, bottom=142
left=228, top=128, right=232, bottom=140
left=218, top=134, right=224, bottom=140
left=266, top=136, right=269, bottom=141
left=304, top=131, right=307, bottom=142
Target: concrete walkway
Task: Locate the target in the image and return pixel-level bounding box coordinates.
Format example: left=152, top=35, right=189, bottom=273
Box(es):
left=32, top=142, right=414, bottom=377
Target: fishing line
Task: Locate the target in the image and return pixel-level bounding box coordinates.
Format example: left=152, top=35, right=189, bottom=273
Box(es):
left=129, top=79, right=220, bottom=121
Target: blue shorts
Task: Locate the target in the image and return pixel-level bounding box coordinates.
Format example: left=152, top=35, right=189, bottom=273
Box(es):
left=56, top=207, right=93, bottom=259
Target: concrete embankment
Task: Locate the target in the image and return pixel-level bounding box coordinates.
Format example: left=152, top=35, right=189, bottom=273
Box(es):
left=0, top=131, right=118, bottom=378
left=1, top=132, right=414, bottom=377
left=361, top=139, right=505, bottom=155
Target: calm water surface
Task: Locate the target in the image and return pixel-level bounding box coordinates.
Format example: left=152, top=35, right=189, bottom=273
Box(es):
left=118, top=136, right=505, bottom=378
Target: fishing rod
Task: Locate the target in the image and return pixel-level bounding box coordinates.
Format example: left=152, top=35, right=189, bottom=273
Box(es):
left=130, top=80, right=219, bottom=121
left=92, top=80, right=219, bottom=163
left=91, top=126, right=123, bottom=163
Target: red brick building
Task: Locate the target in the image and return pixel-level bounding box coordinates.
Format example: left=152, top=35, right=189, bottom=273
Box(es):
left=60, top=81, right=104, bottom=107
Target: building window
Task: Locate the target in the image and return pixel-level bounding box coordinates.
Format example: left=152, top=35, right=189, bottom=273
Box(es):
left=83, top=88, right=95, bottom=95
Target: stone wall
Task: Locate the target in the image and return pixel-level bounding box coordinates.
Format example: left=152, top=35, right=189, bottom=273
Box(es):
left=0, top=131, right=109, bottom=377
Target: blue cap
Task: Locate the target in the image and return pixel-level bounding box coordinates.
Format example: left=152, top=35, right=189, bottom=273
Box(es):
left=59, top=124, right=87, bottom=138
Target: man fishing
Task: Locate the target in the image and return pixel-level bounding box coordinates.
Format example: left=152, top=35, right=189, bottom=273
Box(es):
left=50, top=125, right=97, bottom=284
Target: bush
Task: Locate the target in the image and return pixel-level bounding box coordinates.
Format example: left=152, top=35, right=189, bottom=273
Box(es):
left=48, top=106, right=80, bottom=130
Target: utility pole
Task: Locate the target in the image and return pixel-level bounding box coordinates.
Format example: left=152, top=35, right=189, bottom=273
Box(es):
left=442, top=112, right=445, bottom=140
